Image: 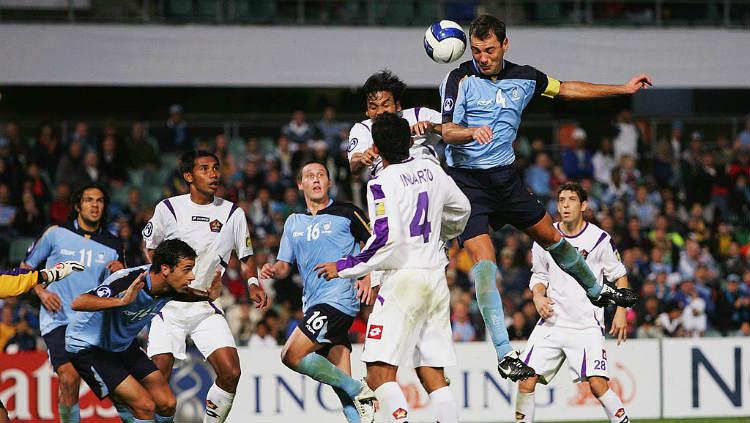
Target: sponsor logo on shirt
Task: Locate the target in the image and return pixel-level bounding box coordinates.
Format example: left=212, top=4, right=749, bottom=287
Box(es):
left=293, top=231, right=304, bottom=237
left=375, top=202, right=386, bottom=217
left=192, top=216, right=210, bottom=222
left=209, top=219, right=223, bottom=233
left=478, top=99, right=492, bottom=107
left=96, top=252, right=106, bottom=264
left=60, top=249, right=75, bottom=256
left=367, top=324, right=383, bottom=340
left=392, top=408, right=408, bottom=420
left=246, top=236, right=253, bottom=249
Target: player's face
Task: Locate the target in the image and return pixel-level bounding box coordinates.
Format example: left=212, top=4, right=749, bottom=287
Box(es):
left=165, top=257, right=196, bottom=292
left=470, top=33, right=508, bottom=76
left=365, top=91, right=402, bottom=120
left=298, top=163, right=331, bottom=202
left=186, top=156, right=220, bottom=196
left=77, top=188, right=105, bottom=225
left=557, top=190, right=588, bottom=224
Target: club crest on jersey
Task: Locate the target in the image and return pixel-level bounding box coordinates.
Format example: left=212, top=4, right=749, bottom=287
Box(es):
left=142, top=222, right=153, bottom=238
left=347, top=138, right=358, bottom=153
left=615, top=408, right=625, bottom=418
left=392, top=408, right=408, bottom=420
left=246, top=236, right=253, bottom=248
left=511, top=86, right=521, bottom=100
left=443, top=97, right=454, bottom=112
left=209, top=219, right=223, bottom=233
left=367, top=324, right=383, bottom=339
left=576, top=248, right=589, bottom=259
left=375, top=201, right=386, bottom=217
left=95, top=286, right=112, bottom=298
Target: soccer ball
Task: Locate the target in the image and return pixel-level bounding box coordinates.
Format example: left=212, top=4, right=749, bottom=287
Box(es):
left=423, top=20, right=467, bottom=64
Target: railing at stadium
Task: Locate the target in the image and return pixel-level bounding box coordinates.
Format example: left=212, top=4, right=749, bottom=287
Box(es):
left=0, top=0, right=747, bottom=28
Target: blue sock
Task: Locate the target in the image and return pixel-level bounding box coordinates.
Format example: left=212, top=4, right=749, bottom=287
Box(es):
left=472, top=260, right=512, bottom=360
left=155, top=414, right=174, bottom=423
left=132, top=419, right=154, bottom=423
left=333, top=387, right=361, bottom=423
left=545, top=238, right=601, bottom=297
left=295, top=353, right=362, bottom=398
left=58, top=403, right=80, bottom=423
left=114, top=402, right=135, bottom=423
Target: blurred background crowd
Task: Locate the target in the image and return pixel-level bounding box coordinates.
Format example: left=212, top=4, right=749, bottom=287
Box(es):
left=0, top=106, right=749, bottom=357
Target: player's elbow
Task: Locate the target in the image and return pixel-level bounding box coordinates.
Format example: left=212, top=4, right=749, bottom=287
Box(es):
left=71, top=296, right=86, bottom=311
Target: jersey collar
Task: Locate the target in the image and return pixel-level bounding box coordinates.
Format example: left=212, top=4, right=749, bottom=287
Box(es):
left=306, top=198, right=334, bottom=215
left=471, top=58, right=506, bottom=80
left=71, top=219, right=102, bottom=237
left=557, top=221, right=589, bottom=238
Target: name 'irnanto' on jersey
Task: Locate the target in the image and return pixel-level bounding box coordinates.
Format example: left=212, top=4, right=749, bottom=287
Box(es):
left=440, top=59, right=560, bottom=169
left=24, top=221, right=123, bottom=336
left=277, top=200, right=371, bottom=317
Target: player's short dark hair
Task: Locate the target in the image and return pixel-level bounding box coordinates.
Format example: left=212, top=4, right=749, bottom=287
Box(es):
left=470, top=14, right=507, bottom=42
left=179, top=150, right=220, bottom=180
left=151, top=239, right=197, bottom=271
left=372, top=112, right=410, bottom=164
left=363, top=70, right=407, bottom=106
left=70, top=183, right=109, bottom=221
left=557, top=182, right=588, bottom=203
left=297, top=160, right=330, bottom=182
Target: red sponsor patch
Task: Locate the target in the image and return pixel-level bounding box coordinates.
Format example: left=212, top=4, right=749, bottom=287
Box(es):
left=367, top=324, right=383, bottom=340
left=615, top=408, right=625, bottom=418
left=392, top=407, right=408, bottom=420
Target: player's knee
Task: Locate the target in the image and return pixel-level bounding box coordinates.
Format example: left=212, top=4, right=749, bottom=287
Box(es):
left=57, top=369, right=80, bottom=394
left=156, top=393, right=177, bottom=416
left=280, top=349, right=297, bottom=369
left=131, top=397, right=156, bottom=418
left=518, top=375, right=538, bottom=393
left=588, top=376, right=608, bottom=397
left=217, top=365, right=241, bottom=389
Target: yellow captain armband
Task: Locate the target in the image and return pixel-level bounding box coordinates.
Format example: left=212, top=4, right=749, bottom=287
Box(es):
left=542, top=77, right=561, bottom=98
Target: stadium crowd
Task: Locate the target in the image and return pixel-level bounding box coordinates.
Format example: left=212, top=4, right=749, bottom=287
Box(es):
left=0, top=107, right=749, bottom=357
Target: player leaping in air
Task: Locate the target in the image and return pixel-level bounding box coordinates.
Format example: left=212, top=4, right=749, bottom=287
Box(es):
left=440, top=14, right=642, bottom=381
left=142, top=150, right=269, bottom=423
left=260, top=161, right=377, bottom=423
left=318, top=113, right=471, bottom=423
left=515, top=183, right=631, bottom=423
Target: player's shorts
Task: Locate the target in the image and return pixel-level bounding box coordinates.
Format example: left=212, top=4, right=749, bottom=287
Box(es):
left=446, top=164, right=546, bottom=244
left=42, top=325, right=73, bottom=370
left=362, top=267, right=455, bottom=368
left=299, top=303, right=355, bottom=357
left=147, top=301, right=236, bottom=360
left=70, top=341, right=158, bottom=400
left=521, top=324, right=608, bottom=385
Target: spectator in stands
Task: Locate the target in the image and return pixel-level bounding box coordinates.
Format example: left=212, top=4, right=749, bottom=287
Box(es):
left=507, top=310, right=531, bottom=341
left=601, top=166, right=632, bottom=207
left=125, top=122, right=160, bottom=170
left=0, top=184, right=17, bottom=259
left=451, top=300, right=476, bottom=342
left=25, top=162, right=50, bottom=205
left=674, top=280, right=707, bottom=337
left=316, top=106, right=346, bottom=152
left=270, top=135, right=295, bottom=179
left=592, top=136, right=616, bottom=187
left=2, top=121, right=30, bottom=167
left=13, top=191, right=45, bottom=237
left=636, top=296, right=663, bottom=338
left=55, top=140, right=89, bottom=188
left=4, top=318, right=37, bottom=353
left=657, top=301, right=684, bottom=337
left=0, top=307, right=15, bottom=351
left=70, top=121, right=95, bottom=151
left=737, top=114, right=750, bottom=148
left=628, top=185, right=659, bottom=228
left=731, top=173, right=750, bottom=219
left=99, top=135, right=128, bottom=185
left=525, top=152, right=552, bottom=203
left=282, top=110, right=314, bottom=147
left=679, top=239, right=717, bottom=280
left=562, top=127, right=594, bottom=181
left=715, top=274, right=748, bottom=335
left=48, top=183, right=71, bottom=225
left=161, top=104, right=190, bottom=152
left=31, top=123, right=64, bottom=179
left=613, top=109, right=639, bottom=160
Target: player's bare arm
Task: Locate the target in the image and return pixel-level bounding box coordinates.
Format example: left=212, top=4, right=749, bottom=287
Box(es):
left=531, top=282, right=555, bottom=320
left=410, top=121, right=442, bottom=136
left=349, top=148, right=378, bottom=174
left=314, top=262, right=338, bottom=280
left=558, top=73, right=653, bottom=99
left=610, top=275, right=631, bottom=345
left=241, top=255, right=270, bottom=310
left=72, top=273, right=145, bottom=311
left=173, top=269, right=222, bottom=302
left=260, top=260, right=291, bottom=280
left=442, top=122, right=493, bottom=145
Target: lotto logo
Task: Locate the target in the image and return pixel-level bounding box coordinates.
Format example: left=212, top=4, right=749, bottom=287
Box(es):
left=392, top=408, right=408, bottom=420
left=367, top=325, right=383, bottom=340
left=615, top=408, right=625, bottom=418
left=515, top=411, right=526, bottom=420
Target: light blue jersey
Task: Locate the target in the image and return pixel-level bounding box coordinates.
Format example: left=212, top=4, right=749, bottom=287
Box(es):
left=277, top=200, right=370, bottom=317
left=440, top=59, right=561, bottom=169
left=24, top=221, right=123, bottom=335
left=65, top=265, right=171, bottom=353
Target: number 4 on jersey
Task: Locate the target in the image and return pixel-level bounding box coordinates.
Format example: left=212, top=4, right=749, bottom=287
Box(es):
left=409, top=191, right=432, bottom=243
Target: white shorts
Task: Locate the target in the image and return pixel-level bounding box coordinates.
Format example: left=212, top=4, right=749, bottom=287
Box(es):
left=521, top=324, right=608, bottom=385
left=147, top=301, right=236, bottom=361
left=361, top=268, right=455, bottom=368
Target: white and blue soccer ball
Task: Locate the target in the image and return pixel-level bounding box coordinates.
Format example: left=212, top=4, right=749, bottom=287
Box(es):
left=423, top=20, right=467, bottom=64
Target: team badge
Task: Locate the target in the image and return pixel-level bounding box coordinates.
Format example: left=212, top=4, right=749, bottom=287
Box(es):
left=143, top=221, right=153, bottom=237
left=443, top=97, right=454, bottom=112
left=246, top=236, right=253, bottom=248
left=367, top=325, right=383, bottom=340
left=392, top=408, right=408, bottom=420
left=515, top=412, right=526, bottom=420
left=602, top=349, right=607, bottom=360
left=95, top=286, right=112, bottom=298
left=578, top=249, right=589, bottom=259
left=375, top=201, right=386, bottom=217
left=209, top=219, right=223, bottom=233
left=511, top=86, right=521, bottom=100
left=615, top=408, right=625, bottom=418
left=347, top=138, right=358, bottom=153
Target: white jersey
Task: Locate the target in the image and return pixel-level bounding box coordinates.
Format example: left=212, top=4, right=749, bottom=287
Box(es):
left=347, top=107, right=442, bottom=176
left=143, top=194, right=254, bottom=291
left=530, top=222, right=626, bottom=331
left=337, top=158, right=470, bottom=279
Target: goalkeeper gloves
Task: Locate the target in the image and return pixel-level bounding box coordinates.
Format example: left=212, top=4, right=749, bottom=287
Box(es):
left=40, top=261, right=85, bottom=286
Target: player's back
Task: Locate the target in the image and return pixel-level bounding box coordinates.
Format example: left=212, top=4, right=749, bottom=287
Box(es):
left=371, top=157, right=468, bottom=270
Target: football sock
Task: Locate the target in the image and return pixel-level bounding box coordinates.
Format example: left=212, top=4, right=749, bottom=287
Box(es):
left=472, top=260, right=513, bottom=359
left=597, top=389, right=629, bottom=423
left=374, top=381, right=409, bottom=422
left=295, top=353, right=363, bottom=398
left=58, top=403, right=80, bottom=423
left=428, top=386, right=458, bottom=423
left=132, top=419, right=154, bottom=423
left=203, top=382, right=235, bottom=423
left=515, top=391, right=535, bottom=422
left=332, top=387, right=361, bottom=423
left=545, top=238, right=601, bottom=297
left=155, top=414, right=174, bottom=423
left=114, top=402, right=135, bottom=423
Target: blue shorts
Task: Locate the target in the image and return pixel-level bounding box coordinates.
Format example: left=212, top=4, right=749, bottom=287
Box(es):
left=447, top=164, right=546, bottom=244
left=70, top=341, right=158, bottom=400
left=42, top=325, right=72, bottom=370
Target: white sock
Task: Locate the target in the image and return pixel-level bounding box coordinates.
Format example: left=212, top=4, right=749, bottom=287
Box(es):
left=597, top=389, right=629, bottom=423
left=515, top=391, right=535, bottom=423
left=374, top=381, right=409, bottom=422
left=428, top=386, right=458, bottom=423
left=203, top=383, right=235, bottom=423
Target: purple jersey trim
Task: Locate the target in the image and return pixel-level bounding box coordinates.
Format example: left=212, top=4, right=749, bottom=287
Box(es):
left=558, top=221, right=589, bottom=238
left=537, top=318, right=545, bottom=326
left=592, top=232, right=608, bottom=251
left=355, top=122, right=371, bottom=133
left=593, top=312, right=604, bottom=335
left=227, top=203, right=240, bottom=220
left=415, top=107, right=422, bottom=121
left=209, top=302, right=223, bottom=315
left=581, top=350, right=587, bottom=378
left=336, top=217, right=389, bottom=272
left=0, top=267, right=34, bottom=276
left=370, top=184, right=385, bottom=200
left=524, top=345, right=534, bottom=365
left=376, top=295, right=385, bottom=305
left=163, top=199, right=177, bottom=221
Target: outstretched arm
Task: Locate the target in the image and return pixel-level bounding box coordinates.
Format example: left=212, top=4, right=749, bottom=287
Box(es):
left=558, top=74, right=653, bottom=100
